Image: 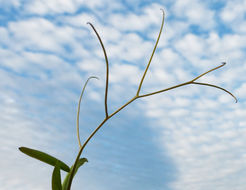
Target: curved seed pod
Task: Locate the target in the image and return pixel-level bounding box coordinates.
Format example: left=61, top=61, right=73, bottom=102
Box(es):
left=191, top=82, right=238, bottom=103
left=87, top=22, right=110, bottom=118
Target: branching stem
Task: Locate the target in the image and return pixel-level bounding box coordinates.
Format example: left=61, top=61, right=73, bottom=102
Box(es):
left=66, top=10, right=237, bottom=190
left=138, top=63, right=237, bottom=103
left=67, top=63, right=236, bottom=190
left=66, top=96, right=137, bottom=189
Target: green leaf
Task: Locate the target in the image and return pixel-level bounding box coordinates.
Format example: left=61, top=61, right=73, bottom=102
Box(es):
left=74, top=158, right=88, bottom=173
left=52, top=164, right=62, bottom=190
left=19, top=147, right=70, bottom=172
left=62, top=158, right=88, bottom=190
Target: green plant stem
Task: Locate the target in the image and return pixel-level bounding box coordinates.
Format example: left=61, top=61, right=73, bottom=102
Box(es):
left=138, top=63, right=237, bottom=103
left=87, top=22, right=109, bottom=118
left=66, top=8, right=237, bottom=189
left=191, top=62, right=226, bottom=82
left=138, top=81, right=237, bottom=102
left=66, top=61, right=237, bottom=189
left=136, top=9, right=165, bottom=96
left=138, top=81, right=190, bottom=98
left=191, top=82, right=237, bottom=103
left=66, top=96, right=137, bottom=190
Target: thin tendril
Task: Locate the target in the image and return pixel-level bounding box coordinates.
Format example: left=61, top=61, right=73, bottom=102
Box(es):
left=77, top=76, right=99, bottom=148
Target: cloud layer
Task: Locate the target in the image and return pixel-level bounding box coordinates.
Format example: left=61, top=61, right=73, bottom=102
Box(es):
left=1, top=0, right=246, bottom=190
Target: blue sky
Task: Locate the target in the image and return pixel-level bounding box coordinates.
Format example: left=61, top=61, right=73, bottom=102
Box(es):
left=1, top=0, right=246, bottom=189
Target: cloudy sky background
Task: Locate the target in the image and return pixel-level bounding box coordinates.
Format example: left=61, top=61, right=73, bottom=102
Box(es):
left=1, top=0, right=246, bottom=189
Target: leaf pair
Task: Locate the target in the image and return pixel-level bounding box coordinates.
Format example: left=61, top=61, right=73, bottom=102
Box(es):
left=19, top=147, right=88, bottom=190
left=52, top=158, right=88, bottom=190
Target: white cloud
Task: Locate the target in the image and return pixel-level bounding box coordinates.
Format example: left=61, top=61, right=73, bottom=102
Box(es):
left=169, top=108, right=189, bottom=117
left=61, top=13, right=98, bottom=28
left=142, top=69, right=246, bottom=189
left=138, top=8, right=246, bottom=186
left=0, top=0, right=21, bottom=8
left=110, top=63, right=140, bottom=85
left=171, top=0, right=215, bottom=30
left=110, top=13, right=150, bottom=32
left=0, top=87, right=64, bottom=189
left=109, top=3, right=163, bottom=32
left=220, top=0, right=246, bottom=23
left=24, top=0, right=78, bottom=15
left=175, top=33, right=206, bottom=64
left=102, top=32, right=153, bottom=62
left=0, top=27, right=10, bottom=45
left=220, top=0, right=246, bottom=34
left=152, top=101, right=246, bottom=189
left=23, top=0, right=124, bottom=15
left=8, top=18, right=62, bottom=52
left=235, top=83, right=246, bottom=99
left=5, top=17, right=95, bottom=61
left=158, top=20, right=189, bottom=47
left=77, top=57, right=105, bottom=75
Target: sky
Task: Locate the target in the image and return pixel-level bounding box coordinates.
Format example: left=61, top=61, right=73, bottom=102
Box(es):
left=0, top=0, right=246, bottom=189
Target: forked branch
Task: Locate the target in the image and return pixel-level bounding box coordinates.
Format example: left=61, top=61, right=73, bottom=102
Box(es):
left=138, top=63, right=238, bottom=103
left=67, top=9, right=237, bottom=190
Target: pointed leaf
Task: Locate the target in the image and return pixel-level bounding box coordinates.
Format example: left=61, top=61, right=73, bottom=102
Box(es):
left=52, top=164, right=62, bottom=190
left=19, top=147, right=70, bottom=172
left=62, top=158, right=88, bottom=190
left=75, top=158, right=88, bottom=173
